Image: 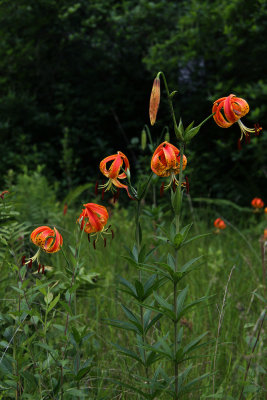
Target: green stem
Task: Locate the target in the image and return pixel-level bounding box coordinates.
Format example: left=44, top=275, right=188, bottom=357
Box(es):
left=135, top=199, right=149, bottom=380
left=158, top=71, right=180, bottom=139
left=173, top=143, right=184, bottom=399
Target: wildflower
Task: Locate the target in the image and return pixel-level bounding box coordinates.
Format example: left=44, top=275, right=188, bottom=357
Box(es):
left=77, top=203, right=113, bottom=247
left=151, top=141, right=187, bottom=190
left=264, top=207, right=267, bottom=214
left=213, top=94, right=262, bottom=141
left=99, top=151, right=133, bottom=198
left=0, top=190, right=9, bottom=200
left=26, top=226, right=63, bottom=270
left=63, top=203, right=68, bottom=215
left=149, top=77, right=160, bottom=125
left=214, top=218, right=226, bottom=233
left=251, top=197, right=264, bottom=212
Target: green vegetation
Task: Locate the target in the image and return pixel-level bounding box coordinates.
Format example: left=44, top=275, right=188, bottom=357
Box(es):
left=0, top=0, right=266, bottom=201
left=0, top=158, right=265, bottom=399
left=0, top=1, right=266, bottom=398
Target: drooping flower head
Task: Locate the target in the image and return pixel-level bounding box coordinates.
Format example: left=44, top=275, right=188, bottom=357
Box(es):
left=213, top=94, right=262, bottom=141
left=99, top=151, right=132, bottom=198
left=77, top=203, right=113, bottom=248
left=31, top=226, right=63, bottom=253
left=25, top=226, right=63, bottom=271
left=0, top=190, right=9, bottom=200
left=251, top=197, right=264, bottom=211
left=151, top=141, right=187, bottom=189
left=214, top=218, right=226, bottom=232
left=149, top=77, right=160, bottom=125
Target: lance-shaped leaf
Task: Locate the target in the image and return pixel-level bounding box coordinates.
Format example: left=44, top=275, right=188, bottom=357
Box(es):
left=153, top=292, right=175, bottom=320
left=118, top=276, right=138, bottom=299
left=121, top=304, right=143, bottom=333
left=113, top=343, right=144, bottom=365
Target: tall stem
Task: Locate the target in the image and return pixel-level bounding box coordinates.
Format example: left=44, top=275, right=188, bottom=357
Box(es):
left=158, top=72, right=179, bottom=138
left=135, top=199, right=149, bottom=379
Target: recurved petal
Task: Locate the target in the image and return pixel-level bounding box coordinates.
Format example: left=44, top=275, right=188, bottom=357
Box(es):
left=213, top=101, right=233, bottom=128
left=224, top=95, right=238, bottom=123
left=45, top=227, right=63, bottom=253
left=233, top=97, right=249, bottom=118
left=100, top=154, right=117, bottom=177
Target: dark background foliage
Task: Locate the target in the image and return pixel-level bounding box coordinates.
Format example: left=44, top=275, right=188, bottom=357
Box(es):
left=0, top=0, right=266, bottom=203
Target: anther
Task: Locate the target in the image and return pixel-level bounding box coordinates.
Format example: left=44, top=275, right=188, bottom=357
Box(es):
left=160, top=182, right=164, bottom=197
left=42, top=265, right=45, bottom=274
left=21, top=255, right=26, bottom=266
left=185, top=176, right=189, bottom=195
left=38, top=263, right=41, bottom=273
left=93, top=240, right=96, bottom=250
left=88, top=234, right=90, bottom=242
left=172, top=180, right=176, bottom=193
left=237, top=138, right=242, bottom=151
left=104, top=238, right=107, bottom=248
left=95, top=180, right=99, bottom=195
left=63, top=203, right=68, bottom=215
left=111, top=230, right=114, bottom=239
left=254, top=123, right=262, bottom=136
left=101, top=187, right=105, bottom=200
left=28, top=259, right=33, bottom=269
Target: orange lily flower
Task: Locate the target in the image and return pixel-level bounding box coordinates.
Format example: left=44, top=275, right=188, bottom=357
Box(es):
left=214, top=218, right=226, bottom=232
left=0, top=190, right=9, bottom=200
left=149, top=77, right=160, bottom=125
left=251, top=197, right=264, bottom=211
left=213, top=94, right=262, bottom=140
left=99, top=151, right=133, bottom=198
left=77, top=203, right=113, bottom=247
left=26, top=226, right=63, bottom=268
left=151, top=141, right=187, bottom=189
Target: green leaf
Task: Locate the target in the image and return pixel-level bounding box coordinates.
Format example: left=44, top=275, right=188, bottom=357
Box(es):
left=144, top=312, right=163, bottom=334
left=173, top=233, right=183, bottom=248
left=182, top=233, right=210, bottom=247
left=176, top=287, right=188, bottom=319
left=121, top=305, right=141, bottom=329
left=171, top=189, right=182, bottom=216
left=118, top=276, right=137, bottom=298
left=180, top=223, right=193, bottom=240
left=180, top=256, right=203, bottom=273
left=75, top=366, right=91, bottom=381
left=183, top=332, right=208, bottom=355
left=47, top=293, right=60, bottom=312
left=107, top=319, right=140, bottom=334
left=44, top=292, right=53, bottom=305
left=178, top=118, right=184, bottom=135
left=134, top=280, right=145, bottom=300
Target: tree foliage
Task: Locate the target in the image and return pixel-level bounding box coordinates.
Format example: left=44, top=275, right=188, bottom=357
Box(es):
left=0, top=0, right=266, bottom=201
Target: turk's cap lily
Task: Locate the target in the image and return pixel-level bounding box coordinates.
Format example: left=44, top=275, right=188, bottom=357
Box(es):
left=151, top=141, right=187, bottom=190
left=77, top=203, right=114, bottom=248
left=213, top=94, right=262, bottom=140
left=25, top=226, right=63, bottom=269
left=214, top=218, right=226, bottom=232
left=99, top=151, right=133, bottom=198
left=151, top=141, right=187, bottom=177
left=78, top=203, right=109, bottom=234
left=31, top=226, right=63, bottom=253
left=251, top=197, right=264, bottom=210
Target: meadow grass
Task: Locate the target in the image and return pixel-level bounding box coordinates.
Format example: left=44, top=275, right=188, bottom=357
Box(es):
left=0, top=183, right=265, bottom=399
